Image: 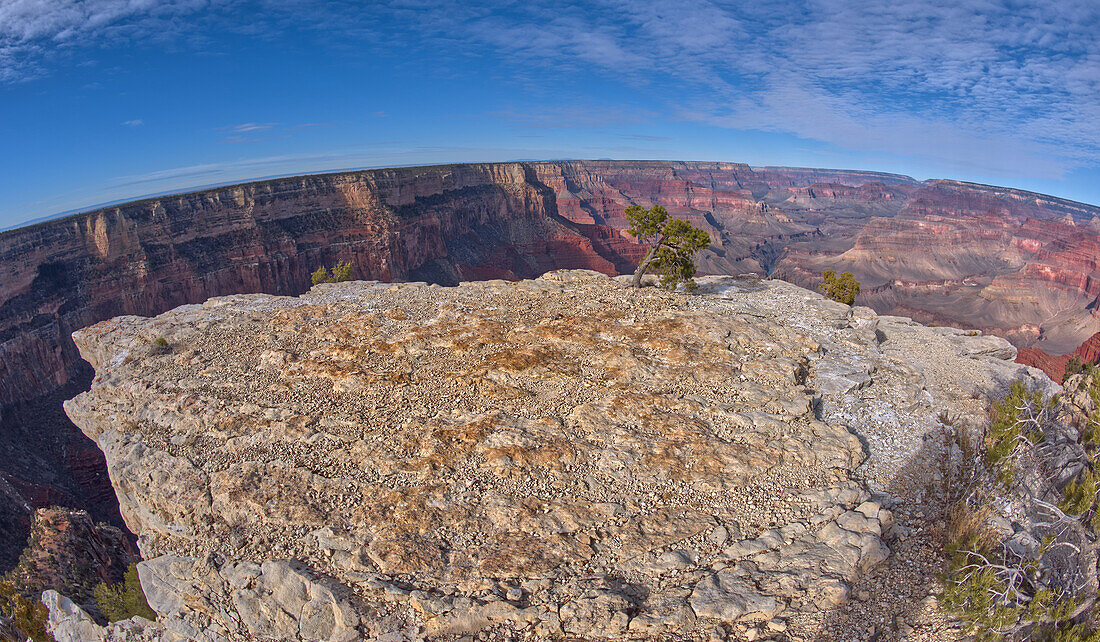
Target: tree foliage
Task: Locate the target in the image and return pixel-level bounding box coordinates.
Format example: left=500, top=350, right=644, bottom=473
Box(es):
left=625, top=205, right=710, bottom=290
left=941, top=378, right=1100, bottom=640
left=818, top=269, right=861, bottom=305
left=1065, top=356, right=1096, bottom=378
left=986, top=380, right=1054, bottom=483
left=311, top=260, right=354, bottom=285
left=93, top=564, right=155, bottom=623
left=0, top=581, right=49, bottom=642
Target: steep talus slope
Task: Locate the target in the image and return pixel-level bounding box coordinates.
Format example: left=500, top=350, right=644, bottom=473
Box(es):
left=49, top=271, right=1050, bottom=640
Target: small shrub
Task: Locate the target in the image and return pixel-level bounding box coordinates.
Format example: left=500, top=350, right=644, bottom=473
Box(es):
left=1065, top=356, right=1090, bottom=378
left=153, top=337, right=168, bottom=347
left=941, top=378, right=1100, bottom=640
left=0, top=580, right=49, bottom=642
left=1059, top=462, right=1100, bottom=530
left=986, top=380, right=1054, bottom=483
left=311, top=260, right=354, bottom=285
left=818, top=269, right=861, bottom=305
left=93, top=563, right=155, bottom=622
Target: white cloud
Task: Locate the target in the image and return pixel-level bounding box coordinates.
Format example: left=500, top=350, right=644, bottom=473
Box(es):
left=4, top=0, right=1096, bottom=184
left=225, top=121, right=278, bottom=133
left=122, top=118, right=143, bottom=126
left=0, top=0, right=209, bottom=81
left=417, top=0, right=1099, bottom=179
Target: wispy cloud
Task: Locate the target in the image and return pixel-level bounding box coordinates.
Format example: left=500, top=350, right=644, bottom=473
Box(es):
left=622, top=134, right=673, bottom=142
left=408, top=0, right=1099, bottom=179
left=213, top=121, right=334, bottom=144
left=219, top=133, right=293, bottom=144
left=4, top=0, right=1097, bottom=188
left=224, top=122, right=279, bottom=133
left=0, top=0, right=209, bottom=81
left=121, top=118, right=143, bottom=126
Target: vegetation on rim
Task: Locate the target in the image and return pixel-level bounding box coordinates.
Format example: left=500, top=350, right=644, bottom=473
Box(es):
left=819, top=269, right=861, bottom=305
left=940, top=373, right=1100, bottom=640
left=311, top=260, right=353, bottom=286
left=624, top=204, right=711, bottom=291
left=0, top=580, right=49, bottom=642
left=93, top=563, right=155, bottom=623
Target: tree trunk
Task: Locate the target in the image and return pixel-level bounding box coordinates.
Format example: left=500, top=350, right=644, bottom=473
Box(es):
left=632, top=246, right=658, bottom=288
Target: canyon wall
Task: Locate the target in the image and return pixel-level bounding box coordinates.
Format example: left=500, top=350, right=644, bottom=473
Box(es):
left=1, top=160, right=1098, bottom=567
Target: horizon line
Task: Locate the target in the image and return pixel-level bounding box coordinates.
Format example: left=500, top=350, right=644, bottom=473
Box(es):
left=3, top=158, right=1097, bottom=235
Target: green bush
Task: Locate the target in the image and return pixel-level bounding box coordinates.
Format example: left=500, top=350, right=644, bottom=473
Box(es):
left=941, top=378, right=1100, bottom=640
left=1059, top=461, right=1100, bottom=529
left=943, top=529, right=1093, bottom=639
left=986, top=380, right=1053, bottom=483
left=818, top=269, right=860, bottom=305
left=1065, top=356, right=1092, bottom=378
left=0, top=580, right=49, bottom=642
left=311, top=260, right=354, bottom=285
left=93, top=563, right=155, bottom=622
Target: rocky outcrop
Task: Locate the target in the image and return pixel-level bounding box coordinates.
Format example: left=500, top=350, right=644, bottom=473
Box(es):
left=54, top=270, right=1052, bottom=640
left=0, top=162, right=639, bottom=567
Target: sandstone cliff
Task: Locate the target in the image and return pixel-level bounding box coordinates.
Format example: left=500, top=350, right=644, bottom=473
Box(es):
left=51, top=271, right=1052, bottom=640
left=1017, top=331, right=1100, bottom=383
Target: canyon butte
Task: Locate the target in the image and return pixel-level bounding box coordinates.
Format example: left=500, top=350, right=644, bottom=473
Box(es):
left=0, top=161, right=1097, bottom=633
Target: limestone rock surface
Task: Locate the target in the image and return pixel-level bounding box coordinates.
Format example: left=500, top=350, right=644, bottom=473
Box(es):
left=59, top=271, right=1052, bottom=640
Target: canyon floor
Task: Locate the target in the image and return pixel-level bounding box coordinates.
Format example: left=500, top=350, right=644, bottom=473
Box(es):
left=48, top=270, right=1055, bottom=641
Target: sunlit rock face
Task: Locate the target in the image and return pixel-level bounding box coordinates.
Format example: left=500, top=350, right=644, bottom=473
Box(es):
left=55, top=270, right=1049, bottom=640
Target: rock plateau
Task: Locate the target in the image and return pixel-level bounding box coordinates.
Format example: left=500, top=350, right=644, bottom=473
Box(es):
left=50, top=270, right=1052, bottom=640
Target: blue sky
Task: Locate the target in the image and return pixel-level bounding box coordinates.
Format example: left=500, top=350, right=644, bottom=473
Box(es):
left=1, top=0, right=1098, bottom=229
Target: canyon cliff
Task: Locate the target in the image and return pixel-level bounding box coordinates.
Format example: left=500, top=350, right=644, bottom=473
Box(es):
left=1, top=160, right=1098, bottom=569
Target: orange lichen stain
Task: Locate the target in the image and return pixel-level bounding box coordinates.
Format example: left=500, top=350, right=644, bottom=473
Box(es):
left=481, top=345, right=567, bottom=372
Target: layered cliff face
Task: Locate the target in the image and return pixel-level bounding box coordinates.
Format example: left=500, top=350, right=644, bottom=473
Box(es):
left=527, top=162, right=1100, bottom=359
left=54, top=271, right=1050, bottom=640
left=2, top=160, right=1098, bottom=570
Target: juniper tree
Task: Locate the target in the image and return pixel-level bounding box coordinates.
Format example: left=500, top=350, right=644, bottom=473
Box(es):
left=625, top=204, right=711, bottom=290
left=311, top=260, right=354, bottom=285
left=819, top=269, right=861, bottom=305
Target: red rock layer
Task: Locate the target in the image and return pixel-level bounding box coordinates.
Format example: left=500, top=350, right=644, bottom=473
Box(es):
left=1018, top=332, right=1100, bottom=383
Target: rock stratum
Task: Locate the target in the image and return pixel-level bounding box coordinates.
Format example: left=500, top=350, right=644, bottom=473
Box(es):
left=2, top=160, right=1097, bottom=569
left=52, top=270, right=1053, bottom=640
